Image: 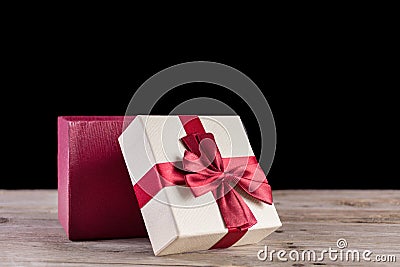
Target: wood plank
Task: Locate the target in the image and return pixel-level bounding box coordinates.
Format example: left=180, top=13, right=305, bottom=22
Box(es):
left=0, top=190, right=399, bottom=266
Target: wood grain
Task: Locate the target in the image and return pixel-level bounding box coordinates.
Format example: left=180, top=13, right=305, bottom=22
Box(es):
left=0, top=190, right=399, bottom=266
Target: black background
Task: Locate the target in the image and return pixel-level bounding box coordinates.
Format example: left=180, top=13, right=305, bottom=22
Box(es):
left=4, top=21, right=398, bottom=190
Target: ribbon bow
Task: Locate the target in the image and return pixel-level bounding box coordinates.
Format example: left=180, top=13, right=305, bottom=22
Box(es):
left=181, top=132, right=273, bottom=231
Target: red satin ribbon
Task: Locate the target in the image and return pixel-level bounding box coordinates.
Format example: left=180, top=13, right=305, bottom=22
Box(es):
left=132, top=115, right=273, bottom=249
left=180, top=131, right=273, bottom=231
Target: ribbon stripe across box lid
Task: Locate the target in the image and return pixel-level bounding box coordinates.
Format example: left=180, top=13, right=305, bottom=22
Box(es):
left=119, top=115, right=281, bottom=256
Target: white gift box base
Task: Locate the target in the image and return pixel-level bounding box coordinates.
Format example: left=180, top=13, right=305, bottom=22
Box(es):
left=119, top=115, right=281, bottom=255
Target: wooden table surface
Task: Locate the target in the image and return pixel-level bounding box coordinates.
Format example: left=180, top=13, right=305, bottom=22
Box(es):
left=0, top=190, right=399, bottom=267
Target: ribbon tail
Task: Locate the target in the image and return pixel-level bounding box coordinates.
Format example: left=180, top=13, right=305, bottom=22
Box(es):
left=215, top=184, right=257, bottom=231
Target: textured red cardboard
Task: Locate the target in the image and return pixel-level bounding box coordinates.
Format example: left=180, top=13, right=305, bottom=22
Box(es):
left=58, top=116, right=146, bottom=240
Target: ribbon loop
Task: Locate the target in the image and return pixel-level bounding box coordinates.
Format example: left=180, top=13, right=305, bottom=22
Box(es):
left=181, top=132, right=272, bottom=231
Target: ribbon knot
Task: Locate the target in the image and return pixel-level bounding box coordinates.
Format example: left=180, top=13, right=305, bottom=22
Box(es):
left=180, top=132, right=273, bottom=231
left=222, top=172, right=236, bottom=183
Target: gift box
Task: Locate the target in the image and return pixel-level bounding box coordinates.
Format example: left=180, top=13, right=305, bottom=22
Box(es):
left=58, top=116, right=146, bottom=240
left=119, top=115, right=281, bottom=255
